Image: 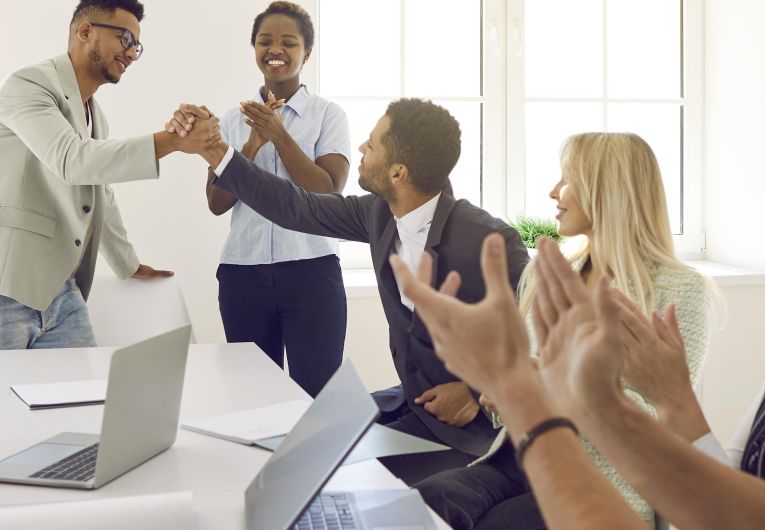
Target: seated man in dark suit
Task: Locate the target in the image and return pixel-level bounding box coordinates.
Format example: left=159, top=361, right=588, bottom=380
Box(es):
left=176, top=98, right=529, bottom=484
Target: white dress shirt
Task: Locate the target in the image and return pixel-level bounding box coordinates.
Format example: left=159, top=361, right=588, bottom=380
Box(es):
left=393, top=193, right=441, bottom=311
left=692, top=380, right=765, bottom=468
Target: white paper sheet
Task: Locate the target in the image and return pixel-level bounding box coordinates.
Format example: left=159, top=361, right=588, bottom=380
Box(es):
left=10, top=379, right=107, bottom=410
left=0, top=491, right=193, bottom=530
left=255, top=423, right=450, bottom=465
left=181, top=399, right=312, bottom=444
left=183, top=401, right=450, bottom=464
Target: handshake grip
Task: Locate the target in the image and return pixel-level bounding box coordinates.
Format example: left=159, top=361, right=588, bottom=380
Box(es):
left=165, top=104, right=222, bottom=155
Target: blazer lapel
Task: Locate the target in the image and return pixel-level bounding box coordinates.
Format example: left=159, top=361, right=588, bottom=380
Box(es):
left=373, top=217, right=403, bottom=306
left=53, top=54, right=88, bottom=139
left=409, top=194, right=457, bottom=337
left=89, top=98, right=108, bottom=140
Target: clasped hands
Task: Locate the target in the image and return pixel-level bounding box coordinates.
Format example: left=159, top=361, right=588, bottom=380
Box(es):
left=164, top=91, right=285, bottom=156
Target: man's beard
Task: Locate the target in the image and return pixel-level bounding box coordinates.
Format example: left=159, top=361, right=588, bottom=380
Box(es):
left=89, top=44, right=119, bottom=84
left=359, top=166, right=394, bottom=202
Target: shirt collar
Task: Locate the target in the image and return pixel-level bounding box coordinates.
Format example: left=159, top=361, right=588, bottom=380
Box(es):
left=257, top=84, right=309, bottom=118
left=395, top=193, right=441, bottom=236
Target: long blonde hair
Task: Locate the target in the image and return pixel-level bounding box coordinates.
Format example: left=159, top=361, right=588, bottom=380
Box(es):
left=519, top=132, right=687, bottom=315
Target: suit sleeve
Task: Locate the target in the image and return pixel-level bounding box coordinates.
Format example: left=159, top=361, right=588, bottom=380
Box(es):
left=98, top=185, right=140, bottom=279
left=215, top=149, right=373, bottom=243
left=0, top=68, right=158, bottom=186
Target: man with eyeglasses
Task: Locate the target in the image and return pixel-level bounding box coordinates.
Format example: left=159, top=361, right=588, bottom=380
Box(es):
left=0, top=0, right=220, bottom=349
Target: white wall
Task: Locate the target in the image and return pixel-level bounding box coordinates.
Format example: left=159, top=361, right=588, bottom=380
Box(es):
left=701, top=0, right=765, bottom=442
left=704, top=0, right=765, bottom=268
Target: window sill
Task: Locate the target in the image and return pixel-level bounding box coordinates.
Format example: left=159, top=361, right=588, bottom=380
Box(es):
left=685, top=260, right=765, bottom=287
left=341, top=259, right=765, bottom=298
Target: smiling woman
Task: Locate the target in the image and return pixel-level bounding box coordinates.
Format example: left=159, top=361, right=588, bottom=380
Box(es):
left=204, top=1, right=352, bottom=398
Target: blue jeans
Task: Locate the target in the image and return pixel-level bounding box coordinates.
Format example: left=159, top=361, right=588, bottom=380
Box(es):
left=0, top=279, right=97, bottom=349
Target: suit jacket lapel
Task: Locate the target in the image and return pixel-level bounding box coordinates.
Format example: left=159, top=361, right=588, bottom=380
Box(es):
left=89, top=98, right=108, bottom=140
left=409, top=194, right=457, bottom=337
left=53, top=54, right=88, bottom=139
left=373, top=217, right=401, bottom=304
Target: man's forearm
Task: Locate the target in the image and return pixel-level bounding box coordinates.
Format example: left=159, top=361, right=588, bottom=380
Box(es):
left=493, top=378, right=646, bottom=530
left=153, top=131, right=179, bottom=160
left=201, top=142, right=229, bottom=169
left=580, top=395, right=765, bottom=530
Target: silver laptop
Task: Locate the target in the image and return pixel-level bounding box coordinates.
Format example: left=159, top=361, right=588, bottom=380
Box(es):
left=245, top=360, right=437, bottom=530
left=0, top=325, right=191, bottom=489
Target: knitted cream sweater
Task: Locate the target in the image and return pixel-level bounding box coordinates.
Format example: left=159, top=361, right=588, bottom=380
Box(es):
left=476, top=259, right=713, bottom=525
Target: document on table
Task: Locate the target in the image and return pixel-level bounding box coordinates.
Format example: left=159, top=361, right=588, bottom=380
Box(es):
left=255, top=423, right=450, bottom=465
left=182, top=400, right=450, bottom=464
left=10, top=379, right=107, bottom=410
left=0, top=491, right=192, bottom=530
left=181, top=399, right=312, bottom=444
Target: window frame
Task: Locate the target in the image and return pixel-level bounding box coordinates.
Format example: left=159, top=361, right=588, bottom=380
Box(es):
left=307, top=0, right=507, bottom=269
left=506, top=0, right=704, bottom=259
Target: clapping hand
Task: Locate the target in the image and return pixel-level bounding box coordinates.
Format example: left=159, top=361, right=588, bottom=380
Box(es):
left=239, top=90, right=287, bottom=145
left=531, top=237, right=627, bottom=418
left=389, top=233, right=534, bottom=396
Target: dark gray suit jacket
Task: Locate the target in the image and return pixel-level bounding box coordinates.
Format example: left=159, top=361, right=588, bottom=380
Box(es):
left=215, top=150, right=530, bottom=456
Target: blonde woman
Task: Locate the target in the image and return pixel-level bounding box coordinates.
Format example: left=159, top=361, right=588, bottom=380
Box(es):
left=416, top=132, right=713, bottom=529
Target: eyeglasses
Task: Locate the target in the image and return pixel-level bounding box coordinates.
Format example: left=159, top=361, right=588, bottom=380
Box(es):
left=89, top=22, right=144, bottom=59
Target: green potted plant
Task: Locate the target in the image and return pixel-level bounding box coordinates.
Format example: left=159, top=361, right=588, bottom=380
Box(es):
left=507, top=216, right=563, bottom=252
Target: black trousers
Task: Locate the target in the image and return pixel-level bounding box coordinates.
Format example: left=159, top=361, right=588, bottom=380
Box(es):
left=415, top=441, right=547, bottom=530
left=217, top=256, right=347, bottom=397
left=377, top=403, right=484, bottom=486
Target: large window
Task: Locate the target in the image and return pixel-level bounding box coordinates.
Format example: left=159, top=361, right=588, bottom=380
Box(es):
left=318, top=0, right=484, bottom=205
left=315, top=0, right=506, bottom=266
left=309, top=0, right=702, bottom=267
left=508, top=0, right=703, bottom=257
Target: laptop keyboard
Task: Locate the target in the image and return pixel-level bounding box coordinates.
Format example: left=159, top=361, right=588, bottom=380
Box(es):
left=294, top=493, right=358, bottom=530
left=29, top=443, right=99, bottom=482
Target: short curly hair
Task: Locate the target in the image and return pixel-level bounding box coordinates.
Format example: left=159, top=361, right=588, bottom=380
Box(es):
left=70, top=0, right=145, bottom=32
left=251, top=1, right=315, bottom=54
left=382, top=99, right=461, bottom=195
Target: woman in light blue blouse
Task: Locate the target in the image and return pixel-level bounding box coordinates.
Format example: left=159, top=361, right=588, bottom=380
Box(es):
left=206, top=1, right=349, bottom=397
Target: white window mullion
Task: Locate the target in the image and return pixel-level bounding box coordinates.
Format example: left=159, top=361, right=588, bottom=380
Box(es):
left=602, top=0, right=609, bottom=131
left=506, top=0, right=526, bottom=220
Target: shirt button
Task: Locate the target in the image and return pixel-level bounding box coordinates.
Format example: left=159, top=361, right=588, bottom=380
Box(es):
left=405, top=362, right=417, bottom=374
left=75, top=239, right=81, bottom=247
left=82, top=205, right=91, bottom=213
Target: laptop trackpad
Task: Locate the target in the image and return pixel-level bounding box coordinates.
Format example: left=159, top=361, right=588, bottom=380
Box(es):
left=352, top=490, right=436, bottom=530
left=1, top=442, right=85, bottom=476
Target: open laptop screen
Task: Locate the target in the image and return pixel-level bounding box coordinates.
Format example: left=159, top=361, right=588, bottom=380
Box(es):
left=244, top=362, right=379, bottom=530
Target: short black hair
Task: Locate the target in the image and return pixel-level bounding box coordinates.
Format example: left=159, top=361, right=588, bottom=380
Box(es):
left=251, top=1, right=315, bottom=54
left=382, top=99, right=462, bottom=195
left=70, top=0, right=145, bottom=32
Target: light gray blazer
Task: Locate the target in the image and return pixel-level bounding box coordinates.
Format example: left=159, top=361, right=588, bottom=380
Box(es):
left=0, top=53, right=158, bottom=310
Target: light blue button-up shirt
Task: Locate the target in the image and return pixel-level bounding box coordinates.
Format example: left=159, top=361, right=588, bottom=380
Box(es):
left=218, top=85, right=351, bottom=265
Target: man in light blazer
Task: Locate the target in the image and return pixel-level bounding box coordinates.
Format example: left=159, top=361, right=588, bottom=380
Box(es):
left=0, top=0, right=220, bottom=348
left=174, top=98, right=530, bottom=485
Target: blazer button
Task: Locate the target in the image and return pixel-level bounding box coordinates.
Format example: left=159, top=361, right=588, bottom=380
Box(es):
left=405, top=362, right=417, bottom=374
left=75, top=239, right=81, bottom=247
left=82, top=205, right=91, bottom=213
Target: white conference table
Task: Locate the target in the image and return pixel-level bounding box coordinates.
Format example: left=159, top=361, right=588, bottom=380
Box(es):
left=0, top=343, right=450, bottom=529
